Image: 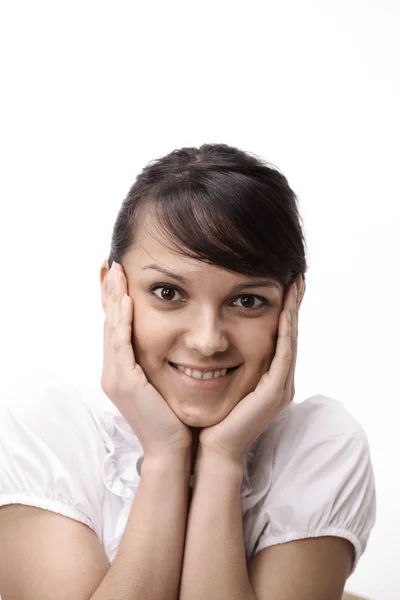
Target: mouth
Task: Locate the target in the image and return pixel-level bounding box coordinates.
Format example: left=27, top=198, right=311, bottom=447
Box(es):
left=168, top=361, right=240, bottom=389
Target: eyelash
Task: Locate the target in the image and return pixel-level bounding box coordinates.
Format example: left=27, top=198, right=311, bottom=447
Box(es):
left=149, top=283, right=270, bottom=311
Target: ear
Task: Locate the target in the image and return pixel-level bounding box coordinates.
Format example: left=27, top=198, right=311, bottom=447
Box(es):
left=99, top=259, right=111, bottom=314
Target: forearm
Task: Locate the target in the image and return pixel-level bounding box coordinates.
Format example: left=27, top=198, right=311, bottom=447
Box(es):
left=179, top=446, right=257, bottom=600
left=91, top=451, right=191, bottom=600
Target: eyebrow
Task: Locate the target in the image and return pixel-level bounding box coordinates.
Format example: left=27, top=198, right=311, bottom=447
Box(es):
left=142, top=264, right=281, bottom=291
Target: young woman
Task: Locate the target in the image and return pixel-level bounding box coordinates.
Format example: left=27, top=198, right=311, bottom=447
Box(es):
left=0, top=143, right=376, bottom=600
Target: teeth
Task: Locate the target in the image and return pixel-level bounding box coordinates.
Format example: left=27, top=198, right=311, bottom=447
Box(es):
left=175, top=364, right=228, bottom=380
left=202, top=371, right=214, bottom=380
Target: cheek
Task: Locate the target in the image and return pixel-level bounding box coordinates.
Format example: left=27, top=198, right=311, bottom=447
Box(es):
left=241, top=320, right=278, bottom=369
left=131, top=302, right=174, bottom=360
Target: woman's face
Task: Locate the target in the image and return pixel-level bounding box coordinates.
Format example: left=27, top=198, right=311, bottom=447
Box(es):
left=100, top=216, right=287, bottom=428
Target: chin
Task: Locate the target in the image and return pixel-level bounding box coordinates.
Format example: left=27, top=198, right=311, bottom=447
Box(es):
left=166, top=397, right=234, bottom=428
left=186, top=412, right=227, bottom=428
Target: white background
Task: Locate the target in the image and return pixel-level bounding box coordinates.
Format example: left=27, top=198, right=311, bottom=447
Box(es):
left=0, top=1, right=399, bottom=598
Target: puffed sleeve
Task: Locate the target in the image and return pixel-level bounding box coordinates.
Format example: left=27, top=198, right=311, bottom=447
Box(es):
left=252, top=397, right=376, bottom=575
left=0, top=373, right=106, bottom=542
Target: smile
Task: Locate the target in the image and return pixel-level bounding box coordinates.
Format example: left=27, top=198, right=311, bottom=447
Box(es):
left=169, top=363, right=237, bottom=380
left=168, top=362, right=240, bottom=389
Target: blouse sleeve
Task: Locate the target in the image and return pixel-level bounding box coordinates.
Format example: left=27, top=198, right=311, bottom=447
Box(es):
left=0, top=373, right=105, bottom=542
left=253, top=415, right=376, bottom=575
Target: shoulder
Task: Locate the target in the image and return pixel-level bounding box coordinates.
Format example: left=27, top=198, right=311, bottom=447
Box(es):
left=289, top=394, right=366, bottom=436
left=266, top=394, right=369, bottom=456
left=0, top=372, right=110, bottom=537
left=0, top=371, right=114, bottom=442
left=1, top=374, right=95, bottom=451
left=255, top=394, right=374, bottom=493
left=249, top=395, right=376, bottom=572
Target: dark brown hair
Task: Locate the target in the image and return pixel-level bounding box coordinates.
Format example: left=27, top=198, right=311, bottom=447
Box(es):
left=108, top=143, right=308, bottom=288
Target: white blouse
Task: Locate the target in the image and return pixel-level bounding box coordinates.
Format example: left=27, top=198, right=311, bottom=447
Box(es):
left=0, top=372, right=376, bottom=578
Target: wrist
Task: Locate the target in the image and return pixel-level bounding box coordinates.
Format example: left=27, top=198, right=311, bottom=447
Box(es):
left=195, top=444, right=243, bottom=478
left=142, top=447, right=192, bottom=479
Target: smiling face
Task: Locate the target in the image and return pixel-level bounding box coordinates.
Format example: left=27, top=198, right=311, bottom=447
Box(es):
left=100, top=213, right=286, bottom=428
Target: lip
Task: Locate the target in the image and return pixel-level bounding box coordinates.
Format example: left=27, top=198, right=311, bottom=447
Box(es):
left=169, top=361, right=241, bottom=372
left=168, top=362, right=240, bottom=390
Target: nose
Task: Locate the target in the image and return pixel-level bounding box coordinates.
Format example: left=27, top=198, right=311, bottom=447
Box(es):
left=184, top=309, right=229, bottom=356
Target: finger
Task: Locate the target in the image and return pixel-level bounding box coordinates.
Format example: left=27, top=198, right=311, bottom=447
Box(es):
left=291, top=276, right=304, bottom=387
left=266, top=304, right=293, bottom=394
left=292, top=277, right=303, bottom=394
left=103, top=264, right=123, bottom=349
left=297, top=276, right=305, bottom=307
left=106, top=263, right=126, bottom=325
left=285, top=280, right=299, bottom=398
left=103, top=264, right=136, bottom=381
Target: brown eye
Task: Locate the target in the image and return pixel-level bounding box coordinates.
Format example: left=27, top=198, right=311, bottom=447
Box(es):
left=161, top=287, right=176, bottom=300
left=232, top=295, right=268, bottom=309
left=241, top=295, right=255, bottom=308
left=151, top=285, right=183, bottom=302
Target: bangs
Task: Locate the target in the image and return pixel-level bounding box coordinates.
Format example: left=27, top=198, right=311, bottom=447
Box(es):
left=146, top=169, right=296, bottom=281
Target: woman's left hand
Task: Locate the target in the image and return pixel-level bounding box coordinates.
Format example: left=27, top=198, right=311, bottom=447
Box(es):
left=198, top=274, right=305, bottom=465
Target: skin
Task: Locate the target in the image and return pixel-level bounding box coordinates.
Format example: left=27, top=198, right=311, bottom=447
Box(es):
left=100, top=211, right=305, bottom=470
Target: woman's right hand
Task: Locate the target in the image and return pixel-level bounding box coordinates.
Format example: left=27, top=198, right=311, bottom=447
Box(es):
left=101, top=261, right=192, bottom=461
